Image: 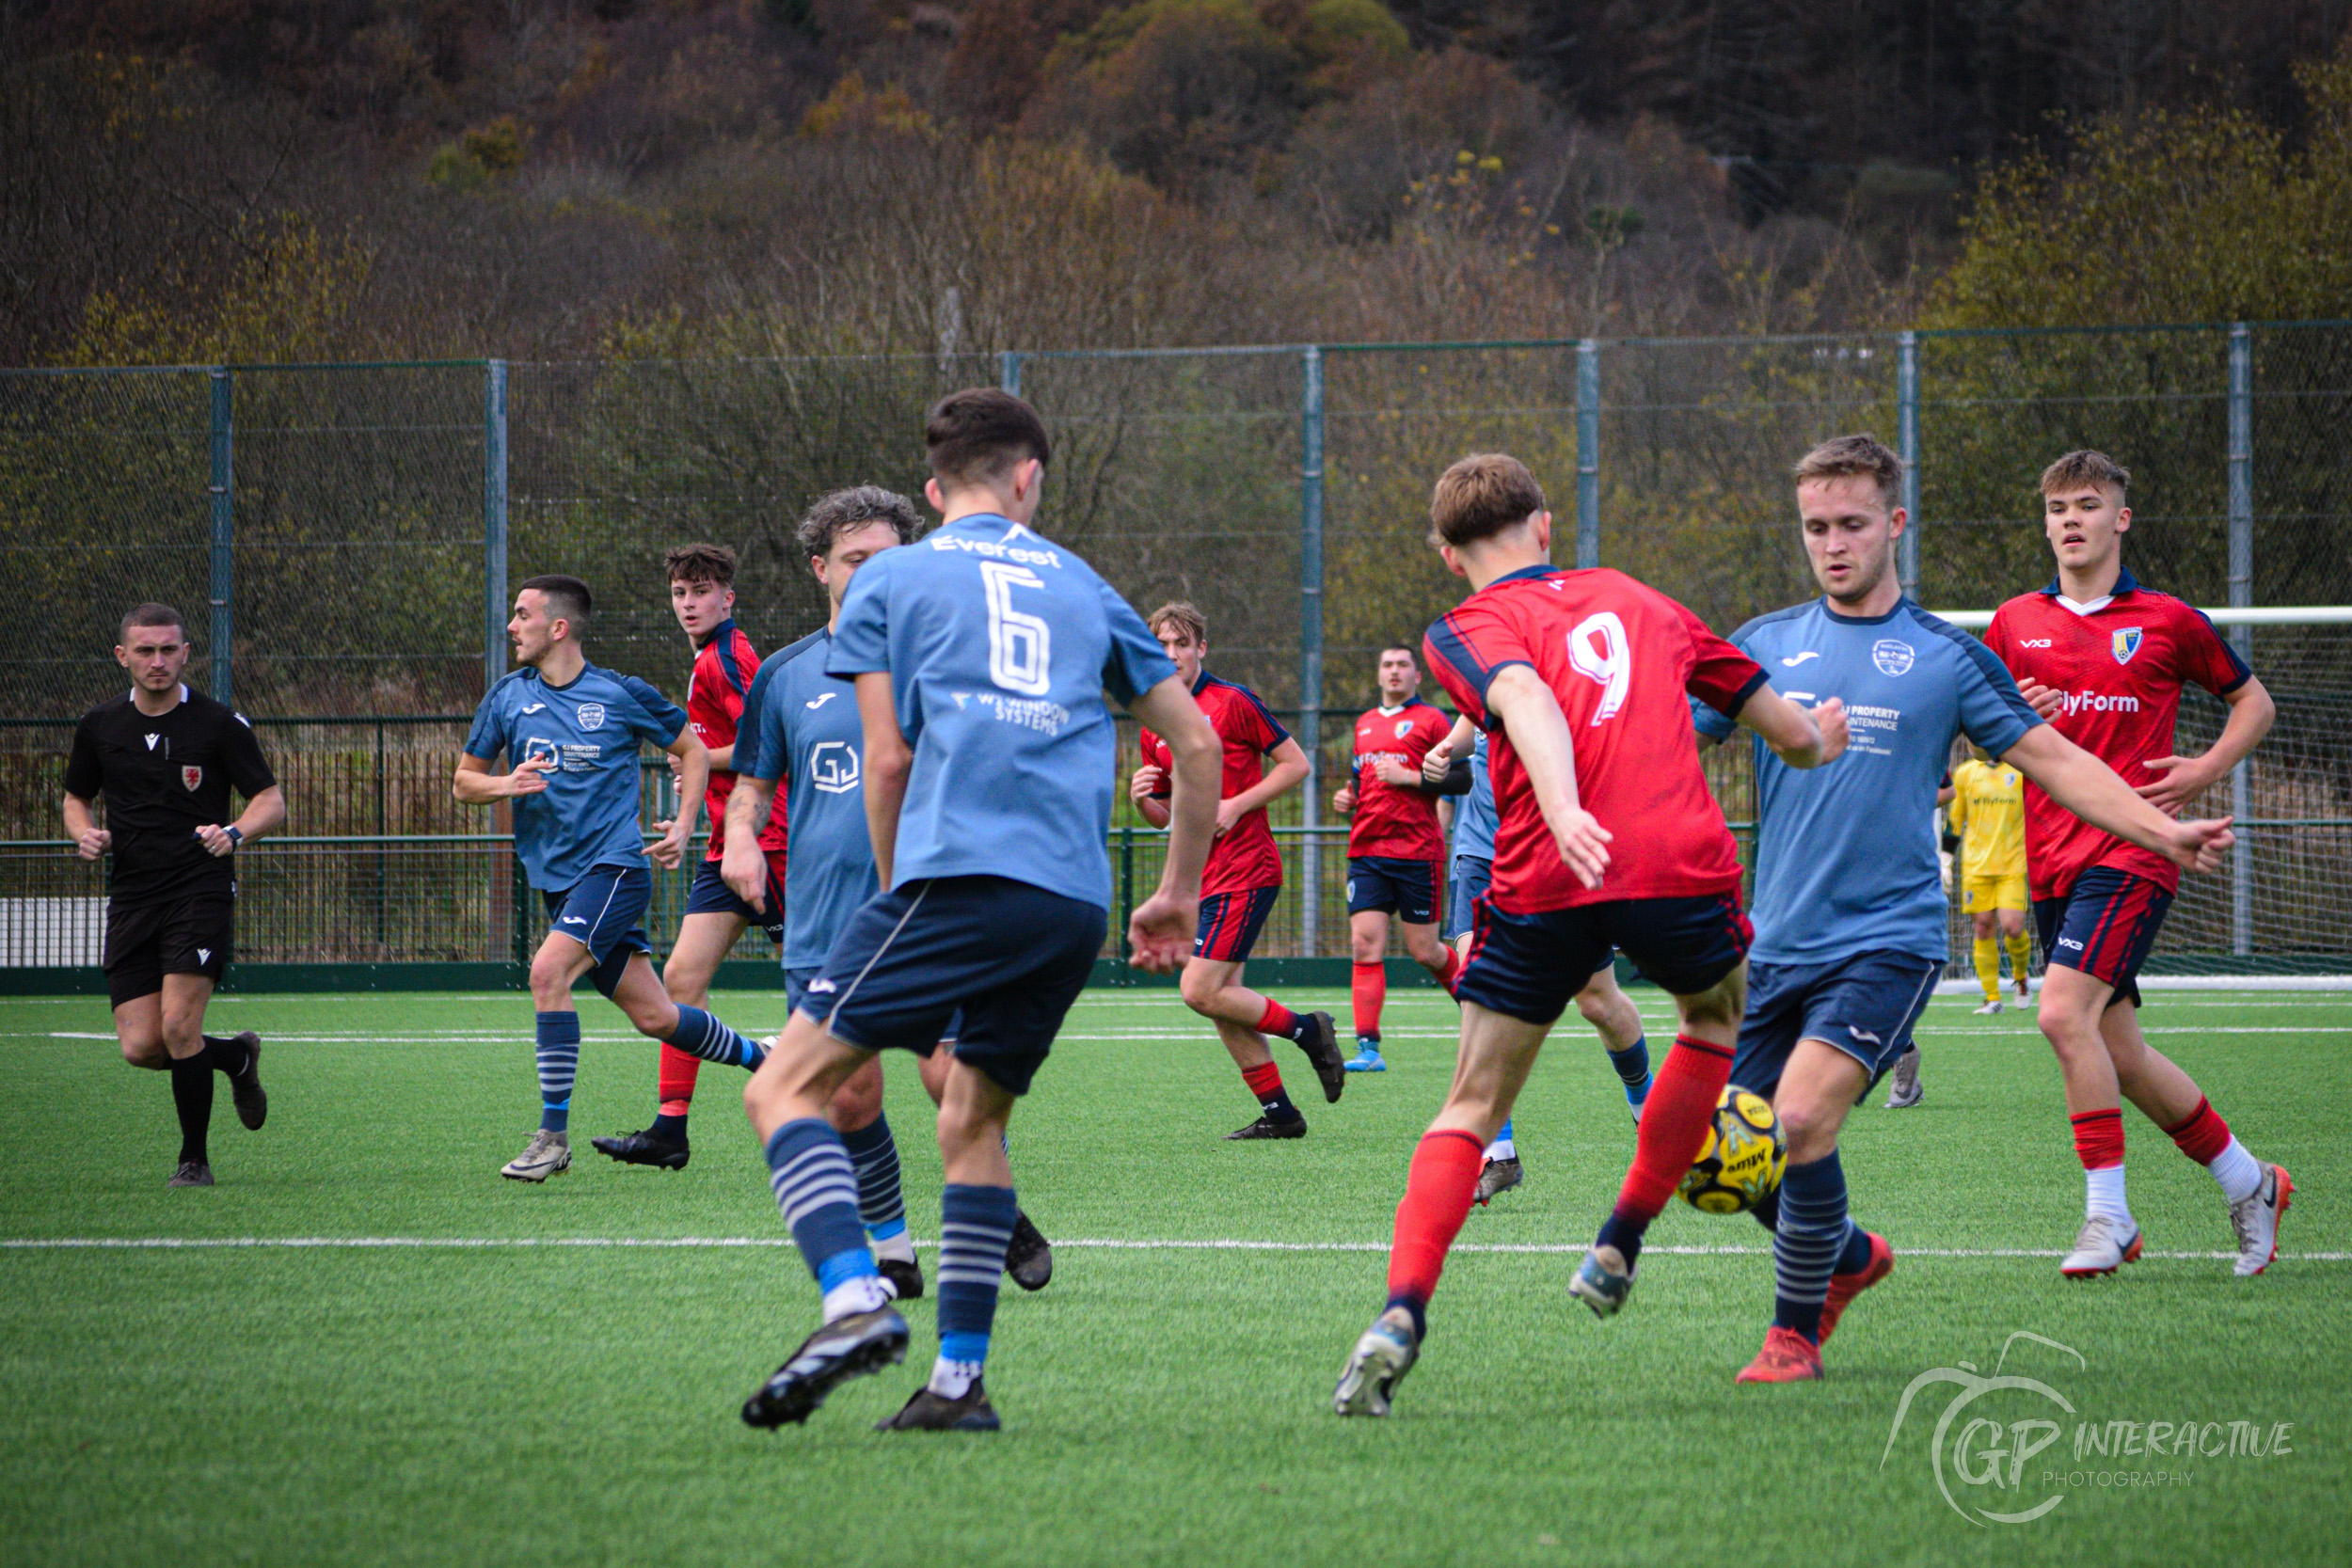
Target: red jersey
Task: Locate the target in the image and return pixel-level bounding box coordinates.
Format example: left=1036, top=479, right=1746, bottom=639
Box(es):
left=1423, top=565, right=1766, bottom=912
left=1346, top=697, right=1453, bottom=860
left=1138, top=672, right=1293, bottom=896
left=1989, top=568, right=2250, bottom=900
left=688, top=619, right=789, bottom=863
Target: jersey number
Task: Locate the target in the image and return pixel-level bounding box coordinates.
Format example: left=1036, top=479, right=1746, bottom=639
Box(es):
left=981, top=562, right=1052, bottom=697
left=1566, top=612, right=1630, bottom=724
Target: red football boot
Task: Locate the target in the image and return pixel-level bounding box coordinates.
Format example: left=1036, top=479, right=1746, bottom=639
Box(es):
left=1818, top=1230, right=1894, bottom=1345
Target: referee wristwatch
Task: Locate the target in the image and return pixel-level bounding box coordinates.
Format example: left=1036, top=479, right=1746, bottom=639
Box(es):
left=223, top=825, right=244, bottom=849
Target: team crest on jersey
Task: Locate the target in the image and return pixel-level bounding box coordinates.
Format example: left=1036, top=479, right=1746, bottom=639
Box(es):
left=577, top=703, right=607, bottom=730
left=181, top=765, right=202, bottom=791
left=1393, top=719, right=1413, bottom=739
left=1871, top=640, right=1915, bottom=676
left=2111, top=626, right=2143, bottom=664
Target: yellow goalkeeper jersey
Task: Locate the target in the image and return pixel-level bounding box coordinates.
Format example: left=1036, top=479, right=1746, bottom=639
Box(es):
left=1948, top=759, right=2026, bottom=883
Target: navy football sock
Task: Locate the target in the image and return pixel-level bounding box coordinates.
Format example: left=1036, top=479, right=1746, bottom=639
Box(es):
left=932, top=1183, right=1018, bottom=1396
left=1772, top=1151, right=1851, bottom=1344
left=1596, top=1212, right=1645, bottom=1267
left=1605, top=1034, right=1650, bottom=1088
left=840, top=1115, right=909, bottom=1242
left=664, top=1005, right=764, bottom=1071
left=1834, top=1221, right=1873, bottom=1275
left=1752, top=1186, right=1781, bottom=1232
left=534, top=1011, right=580, bottom=1133
left=648, top=1112, right=689, bottom=1143
left=764, top=1118, right=882, bottom=1318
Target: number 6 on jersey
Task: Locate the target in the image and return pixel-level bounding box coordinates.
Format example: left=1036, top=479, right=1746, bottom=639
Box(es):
left=982, top=561, right=1053, bottom=696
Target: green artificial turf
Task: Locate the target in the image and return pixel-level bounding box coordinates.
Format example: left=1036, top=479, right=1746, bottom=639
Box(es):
left=1, top=986, right=2344, bottom=1566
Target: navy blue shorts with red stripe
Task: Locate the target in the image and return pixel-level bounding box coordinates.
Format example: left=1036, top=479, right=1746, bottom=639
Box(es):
left=1455, top=889, right=1751, bottom=1026
left=2035, top=866, right=2173, bottom=1007
left=1194, top=884, right=1280, bottom=963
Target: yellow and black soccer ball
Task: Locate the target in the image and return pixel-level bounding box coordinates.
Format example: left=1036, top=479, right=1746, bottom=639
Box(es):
left=1677, top=1085, right=1788, bottom=1214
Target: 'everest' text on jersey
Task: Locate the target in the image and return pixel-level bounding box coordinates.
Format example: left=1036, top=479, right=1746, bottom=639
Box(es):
left=736, top=628, right=882, bottom=972
left=1451, top=730, right=1498, bottom=864
left=465, top=665, right=686, bottom=890
left=825, top=513, right=1177, bottom=910
left=1692, top=597, right=2040, bottom=965
left=1346, top=698, right=1451, bottom=860
left=1424, top=565, right=1766, bottom=912
left=1138, top=671, right=1290, bottom=896
left=688, top=617, right=787, bottom=863
left=1949, top=757, right=2026, bottom=883
left=1990, top=567, right=2250, bottom=900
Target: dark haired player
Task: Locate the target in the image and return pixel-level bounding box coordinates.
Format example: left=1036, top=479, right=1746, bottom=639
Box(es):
left=1331, top=644, right=1461, bottom=1070
left=592, top=543, right=790, bottom=1170
left=1994, top=449, right=2284, bottom=1278
left=1333, top=453, right=1843, bottom=1417
left=1130, top=599, right=1343, bottom=1139
left=63, top=603, right=285, bottom=1186
left=455, top=575, right=771, bottom=1181
left=1694, top=436, right=2233, bottom=1385
left=737, top=388, right=1221, bottom=1433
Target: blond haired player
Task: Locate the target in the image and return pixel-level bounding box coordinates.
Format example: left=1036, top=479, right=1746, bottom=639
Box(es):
left=1949, top=743, right=2032, bottom=1014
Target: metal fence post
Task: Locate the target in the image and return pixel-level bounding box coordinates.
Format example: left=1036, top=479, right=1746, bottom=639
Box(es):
left=2228, top=323, right=2253, bottom=956
left=1898, top=330, right=1921, bottom=596
left=1298, top=345, right=1326, bottom=958
left=207, top=368, right=234, bottom=705
left=1575, top=340, right=1600, bottom=568
left=999, top=351, right=1023, bottom=396
left=484, top=360, right=510, bottom=684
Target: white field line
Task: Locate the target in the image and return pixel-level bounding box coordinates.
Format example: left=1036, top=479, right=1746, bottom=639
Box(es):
left=2, top=1235, right=2344, bottom=1262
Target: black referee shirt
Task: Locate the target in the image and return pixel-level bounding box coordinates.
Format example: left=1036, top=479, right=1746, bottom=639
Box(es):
left=63, top=687, right=277, bottom=907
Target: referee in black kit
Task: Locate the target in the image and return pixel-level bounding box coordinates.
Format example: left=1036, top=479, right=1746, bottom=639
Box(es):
left=62, top=604, right=286, bottom=1186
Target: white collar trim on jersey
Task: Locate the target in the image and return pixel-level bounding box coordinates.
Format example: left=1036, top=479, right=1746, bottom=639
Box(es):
left=1377, top=702, right=1408, bottom=717
left=129, top=683, right=190, bottom=705
left=2054, top=594, right=2115, bottom=617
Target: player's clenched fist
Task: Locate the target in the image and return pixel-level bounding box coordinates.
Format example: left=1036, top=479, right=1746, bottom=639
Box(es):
left=1129, top=763, right=1167, bottom=804
left=1810, top=695, right=1851, bottom=765
left=73, top=826, right=112, bottom=860
left=1125, top=889, right=1198, bottom=973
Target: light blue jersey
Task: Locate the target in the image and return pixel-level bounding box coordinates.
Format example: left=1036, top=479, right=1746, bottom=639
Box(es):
left=1453, top=731, right=1498, bottom=864
left=827, top=512, right=1176, bottom=910
left=736, top=628, right=881, bottom=972
left=1692, top=597, right=2041, bottom=965
left=465, top=663, right=685, bottom=891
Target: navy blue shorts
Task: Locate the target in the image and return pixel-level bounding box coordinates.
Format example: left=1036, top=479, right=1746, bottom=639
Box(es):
left=1444, top=855, right=1492, bottom=941
left=799, top=875, right=1105, bottom=1096
left=683, top=852, right=787, bottom=946
left=542, top=863, right=653, bottom=999
left=1348, top=855, right=1443, bottom=925
left=788, top=966, right=963, bottom=1039
left=1729, top=948, right=1941, bottom=1101
left=2035, top=866, right=2173, bottom=1009
left=1195, top=884, right=1279, bottom=963
left=1456, top=890, right=1750, bottom=1026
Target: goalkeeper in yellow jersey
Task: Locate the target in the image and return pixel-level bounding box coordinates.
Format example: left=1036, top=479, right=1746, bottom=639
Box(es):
left=1949, top=744, right=2034, bottom=1016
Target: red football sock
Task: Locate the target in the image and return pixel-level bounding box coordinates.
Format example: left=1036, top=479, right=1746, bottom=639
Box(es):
left=2160, top=1098, right=2229, bottom=1165
left=1352, top=962, right=1386, bottom=1039
left=2071, top=1107, right=2125, bottom=1169
left=1386, top=1130, right=1487, bottom=1308
left=1433, top=946, right=1463, bottom=992
left=1612, top=1034, right=1735, bottom=1225
left=658, top=1043, right=702, bottom=1118
left=1242, top=1060, right=1285, bottom=1104
left=1255, top=998, right=1299, bottom=1038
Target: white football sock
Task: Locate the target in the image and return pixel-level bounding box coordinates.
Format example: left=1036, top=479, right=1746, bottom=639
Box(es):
left=2085, top=1164, right=2133, bottom=1227
left=873, top=1229, right=917, bottom=1265
left=929, top=1355, right=982, bottom=1399
left=820, top=1274, right=893, bottom=1323
left=2207, top=1136, right=2264, bottom=1205
left=1485, top=1136, right=1516, bottom=1162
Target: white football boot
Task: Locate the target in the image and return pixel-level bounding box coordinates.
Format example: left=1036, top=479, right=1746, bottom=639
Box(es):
left=2228, top=1163, right=2295, bottom=1277
left=2059, top=1213, right=2143, bottom=1277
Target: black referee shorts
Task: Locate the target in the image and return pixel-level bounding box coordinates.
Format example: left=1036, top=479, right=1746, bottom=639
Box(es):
left=104, top=893, right=235, bottom=1007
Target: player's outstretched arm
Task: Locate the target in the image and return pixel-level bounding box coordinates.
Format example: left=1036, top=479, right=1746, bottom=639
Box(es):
left=1737, top=687, right=1845, bottom=768
left=721, top=769, right=777, bottom=911
left=60, top=793, right=110, bottom=860
left=1486, top=665, right=1612, bottom=888
left=1125, top=673, right=1220, bottom=972
left=853, top=672, right=912, bottom=889
left=453, top=752, right=552, bottom=803
left=2002, top=724, right=2236, bottom=874
left=651, top=732, right=707, bottom=869
left=2137, top=674, right=2275, bottom=813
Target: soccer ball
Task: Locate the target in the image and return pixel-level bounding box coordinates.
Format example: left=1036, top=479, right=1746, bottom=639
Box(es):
left=1677, top=1085, right=1788, bottom=1214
